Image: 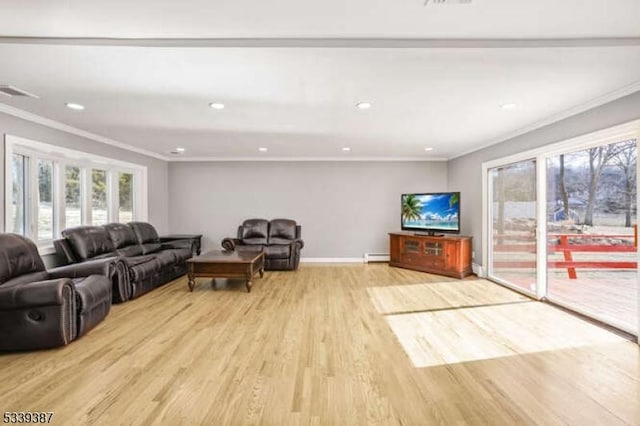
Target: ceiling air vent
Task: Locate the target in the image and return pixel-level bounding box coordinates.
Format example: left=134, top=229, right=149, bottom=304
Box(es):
left=0, top=85, right=39, bottom=99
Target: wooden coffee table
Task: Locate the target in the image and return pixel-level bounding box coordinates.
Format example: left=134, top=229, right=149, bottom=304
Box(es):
left=187, top=250, right=265, bottom=292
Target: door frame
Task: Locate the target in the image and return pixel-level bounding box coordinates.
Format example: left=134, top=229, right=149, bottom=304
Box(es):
left=482, top=119, right=640, bottom=337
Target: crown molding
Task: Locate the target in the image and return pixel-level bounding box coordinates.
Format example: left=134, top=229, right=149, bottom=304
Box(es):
left=0, top=102, right=169, bottom=161
left=449, top=80, right=640, bottom=160
left=0, top=104, right=445, bottom=162
left=1, top=36, right=640, bottom=48
left=168, top=156, right=447, bottom=162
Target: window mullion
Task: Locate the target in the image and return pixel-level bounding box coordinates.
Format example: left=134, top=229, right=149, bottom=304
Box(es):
left=28, top=156, right=38, bottom=240
left=82, top=168, right=91, bottom=225
left=109, top=170, right=119, bottom=223
left=54, top=161, right=64, bottom=238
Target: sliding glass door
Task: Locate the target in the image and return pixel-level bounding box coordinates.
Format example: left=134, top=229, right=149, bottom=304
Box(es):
left=546, top=139, right=638, bottom=333
left=484, top=120, right=639, bottom=336
left=488, top=159, right=538, bottom=295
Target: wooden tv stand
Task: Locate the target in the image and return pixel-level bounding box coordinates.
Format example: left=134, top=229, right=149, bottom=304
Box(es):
left=389, top=232, right=473, bottom=279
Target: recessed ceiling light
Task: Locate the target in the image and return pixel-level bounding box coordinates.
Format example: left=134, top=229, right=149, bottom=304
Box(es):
left=258, top=147, right=268, bottom=152
left=500, top=103, right=517, bottom=110
left=175, top=147, right=185, bottom=153
left=209, top=102, right=225, bottom=110
left=342, top=147, right=351, bottom=152
left=424, top=147, right=433, bottom=152
left=356, top=102, right=372, bottom=110
left=66, top=102, right=85, bottom=111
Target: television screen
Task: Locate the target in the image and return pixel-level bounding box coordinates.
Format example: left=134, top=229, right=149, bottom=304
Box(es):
left=401, top=192, right=460, bottom=234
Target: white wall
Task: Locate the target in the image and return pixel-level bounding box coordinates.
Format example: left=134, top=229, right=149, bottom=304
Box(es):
left=168, top=161, right=448, bottom=258
left=0, top=112, right=170, bottom=233
left=448, top=90, right=640, bottom=265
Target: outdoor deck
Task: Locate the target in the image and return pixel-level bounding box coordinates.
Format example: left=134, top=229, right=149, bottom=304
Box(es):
left=493, top=269, right=638, bottom=332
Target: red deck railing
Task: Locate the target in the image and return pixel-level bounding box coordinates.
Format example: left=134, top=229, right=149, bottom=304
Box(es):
left=493, top=225, right=638, bottom=279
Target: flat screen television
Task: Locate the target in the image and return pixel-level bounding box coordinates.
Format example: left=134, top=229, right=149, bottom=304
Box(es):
left=401, top=192, right=460, bottom=235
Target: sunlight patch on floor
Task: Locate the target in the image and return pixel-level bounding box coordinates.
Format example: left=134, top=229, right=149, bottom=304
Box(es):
left=385, top=302, right=627, bottom=368
left=367, top=279, right=530, bottom=315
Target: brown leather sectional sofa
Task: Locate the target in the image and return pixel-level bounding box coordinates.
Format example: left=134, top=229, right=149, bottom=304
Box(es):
left=0, top=234, right=113, bottom=352
left=54, top=222, right=194, bottom=302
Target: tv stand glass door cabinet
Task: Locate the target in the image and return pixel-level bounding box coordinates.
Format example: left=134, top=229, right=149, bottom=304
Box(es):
left=389, top=232, right=472, bottom=279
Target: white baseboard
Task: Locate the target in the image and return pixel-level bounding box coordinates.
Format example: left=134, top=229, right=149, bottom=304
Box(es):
left=301, top=257, right=365, bottom=263
left=364, top=253, right=390, bottom=263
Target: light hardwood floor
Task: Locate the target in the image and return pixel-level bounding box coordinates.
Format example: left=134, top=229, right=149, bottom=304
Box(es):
left=1, top=264, right=639, bottom=425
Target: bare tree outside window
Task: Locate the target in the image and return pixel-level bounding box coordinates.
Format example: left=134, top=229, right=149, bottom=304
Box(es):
left=65, top=166, right=82, bottom=228
left=37, top=159, right=54, bottom=240
left=11, top=154, right=27, bottom=235
left=118, top=172, right=134, bottom=223
left=92, top=169, right=108, bottom=225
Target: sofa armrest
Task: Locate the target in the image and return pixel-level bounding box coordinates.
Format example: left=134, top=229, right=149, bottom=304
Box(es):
left=293, top=239, right=304, bottom=250
left=48, top=258, right=116, bottom=280
left=0, top=278, right=74, bottom=310
left=222, top=238, right=240, bottom=251
left=161, top=239, right=194, bottom=251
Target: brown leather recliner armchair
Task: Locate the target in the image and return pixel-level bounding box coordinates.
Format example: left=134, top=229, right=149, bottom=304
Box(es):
left=0, top=234, right=113, bottom=352
left=222, top=219, right=304, bottom=270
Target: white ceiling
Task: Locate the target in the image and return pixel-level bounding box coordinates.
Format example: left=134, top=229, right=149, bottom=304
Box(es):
left=0, top=1, right=639, bottom=161
left=1, top=0, right=639, bottom=39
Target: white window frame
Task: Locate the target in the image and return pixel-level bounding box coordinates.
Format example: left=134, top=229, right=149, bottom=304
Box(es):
left=4, top=134, right=148, bottom=253
left=482, top=119, right=640, bottom=338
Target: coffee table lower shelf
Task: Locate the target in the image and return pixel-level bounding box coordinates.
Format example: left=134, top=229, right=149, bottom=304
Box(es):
left=187, top=250, right=265, bottom=293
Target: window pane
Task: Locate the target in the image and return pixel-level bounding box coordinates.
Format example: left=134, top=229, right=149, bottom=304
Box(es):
left=546, top=139, right=637, bottom=332
left=11, top=154, right=27, bottom=235
left=118, top=172, right=134, bottom=223
left=92, top=169, right=108, bottom=225
left=65, top=166, right=82, bottom=228
left=488, top=160, right=537, bottom=294
left=37, top=159, right=54, bottom=241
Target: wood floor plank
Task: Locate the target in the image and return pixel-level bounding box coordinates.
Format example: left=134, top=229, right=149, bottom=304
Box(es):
left=0, top=264, right=638, bottom=425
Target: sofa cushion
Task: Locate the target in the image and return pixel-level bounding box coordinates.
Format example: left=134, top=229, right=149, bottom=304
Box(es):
left=264, top=244, right=291, bottom=259
left=129, top=222, right=160, bottom=244
left=116, top=245, right=144, bottom=257
left=154, top=250, right=178, bottom=267
left=268, top=219, right=297, bottom=244
left=104, top=223, right=144, bottom=257
left=1, top=271, right=50, bottom=289
left=104, top=223, right=138, bottom=249
left=241, top=219, right=269, bottom=245
left=0, top=234, right=47, bottom=284
left=61, top=226, right=116, bottom=261
left=236, top=244, right=264, bottom=255
left=141, top=243, right=162, bottom=255
left=163, top=248, right=192, bottom=263
left=123, top=255, right=156, bottom=267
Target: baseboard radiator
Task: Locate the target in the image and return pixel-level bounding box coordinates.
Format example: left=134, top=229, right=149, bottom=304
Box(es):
left=364, top=253, right=390, bottom=263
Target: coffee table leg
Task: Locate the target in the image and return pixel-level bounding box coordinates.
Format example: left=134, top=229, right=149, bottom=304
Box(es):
left=188, top=265, right=195, bottom=292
